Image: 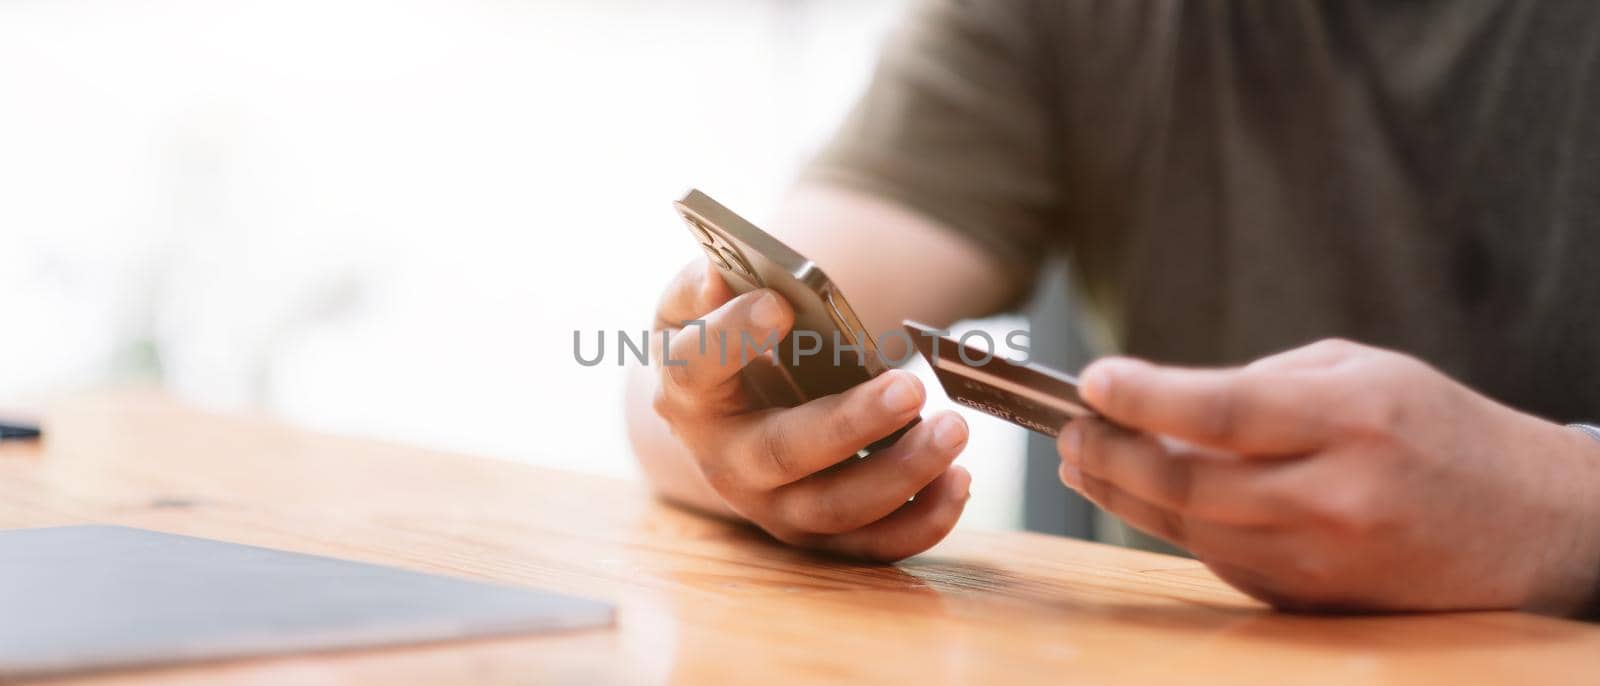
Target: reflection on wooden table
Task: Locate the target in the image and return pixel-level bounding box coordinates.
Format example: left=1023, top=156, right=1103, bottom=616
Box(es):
left=1, top=391, right=1596, bottom=684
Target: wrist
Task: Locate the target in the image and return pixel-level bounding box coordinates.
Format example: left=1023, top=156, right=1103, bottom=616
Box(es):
left=626, top=367, right=741, bottom=521
left=1572, top=423, right=1600, bottom=445
left=1522, top=422, right=1600, bottom=615
left=1562, top=424, right=1600, bottom=617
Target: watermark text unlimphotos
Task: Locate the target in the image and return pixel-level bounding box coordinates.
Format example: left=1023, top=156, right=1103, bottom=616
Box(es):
left=573, top=321, right=1030, bottom=369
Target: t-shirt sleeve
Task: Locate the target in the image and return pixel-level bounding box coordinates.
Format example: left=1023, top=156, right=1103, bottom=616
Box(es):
left=802, top=0, right=1063, bottom=292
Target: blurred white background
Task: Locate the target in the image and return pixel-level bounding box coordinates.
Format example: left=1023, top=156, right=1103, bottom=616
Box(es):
left=0, top=0, right=1027, bottom=529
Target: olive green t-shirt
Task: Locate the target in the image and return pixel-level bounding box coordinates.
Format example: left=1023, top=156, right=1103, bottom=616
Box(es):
left=806, top=0, right=1600, bottom=423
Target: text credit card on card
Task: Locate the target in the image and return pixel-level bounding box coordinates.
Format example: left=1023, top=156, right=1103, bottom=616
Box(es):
left=903, top=321, right=1093, bottom=437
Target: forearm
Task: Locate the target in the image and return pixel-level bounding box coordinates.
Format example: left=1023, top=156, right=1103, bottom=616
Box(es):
left=624, top=364, right=741, bottom=520
left=770, top=183, right=1023, bottom=359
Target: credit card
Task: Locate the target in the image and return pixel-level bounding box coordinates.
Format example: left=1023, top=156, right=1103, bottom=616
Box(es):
left=903, top=321, right=1094, bottom=437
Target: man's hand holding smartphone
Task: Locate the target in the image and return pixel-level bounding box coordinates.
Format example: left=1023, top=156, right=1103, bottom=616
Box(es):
left=648, top=259, right=972, bottom=562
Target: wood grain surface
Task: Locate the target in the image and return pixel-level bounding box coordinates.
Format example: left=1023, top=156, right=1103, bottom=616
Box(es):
left=1, top=391, right=1597, bottom=684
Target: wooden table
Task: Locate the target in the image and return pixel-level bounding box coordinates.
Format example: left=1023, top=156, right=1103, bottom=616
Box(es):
left=2, top=392, right=1598, bottom=684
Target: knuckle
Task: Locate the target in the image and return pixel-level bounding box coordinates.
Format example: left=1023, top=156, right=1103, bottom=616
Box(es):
left=1304, top=479, right=1390, bottom=536
left=1336, top=387, right=1406, bottom=439
left=828, top=404, right=865, bottom=448
left=1312, top=337, right=1363, bottom=357
left=699, top=463, right=740, bottom=497
left=757, top=421, right=801, bottom=485
left=764, top=524, right=817, bottom=550
left=650, top=384, right=677, bottom=421
left=1364, top=345, right=1415, bottom=368
left=867, top=525, right=941, bottom=563
left=1201, top=388, right=1242, bottom=443
left=1155, top=509, right=1189, bottom=545
left=662, top=352, right=697, bottom=390
left=1074, top=423, right=1105, bottom=473
left=1057, top=460, right=1077, bottom=486
left=790, top=493, right=853, bottom=535
left=1079, top=471, right=1113, bottom=506
left=1245, top=477, right=1299, bottom=517
left=1334, top=345, right=1413, bottom=385
left=653, top=376, right=717, bottom=426
left=1161, top=460, right=1197, bottom=512
left=655, top=263, right=706, bottom=319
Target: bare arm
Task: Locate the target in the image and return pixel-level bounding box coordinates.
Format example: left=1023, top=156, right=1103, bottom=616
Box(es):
left=765, top=184, right=1023, bottom=356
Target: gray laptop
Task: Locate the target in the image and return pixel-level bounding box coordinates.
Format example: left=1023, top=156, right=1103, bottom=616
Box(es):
left=0, top=525, right=614, bottom=679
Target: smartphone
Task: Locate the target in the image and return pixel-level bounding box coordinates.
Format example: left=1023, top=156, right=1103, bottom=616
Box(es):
left=673, top=189, right=915, bottom=450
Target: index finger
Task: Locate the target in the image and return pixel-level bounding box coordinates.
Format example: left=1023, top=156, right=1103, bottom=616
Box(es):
left=656, top=259, right=736, bottom=331
left=1078, top=358, right=1331, bottom=454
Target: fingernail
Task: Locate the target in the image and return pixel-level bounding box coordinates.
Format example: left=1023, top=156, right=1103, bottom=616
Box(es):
left=880, top=374, right=921, bottom=414
left=750, top=291, right=783, bottom=329
left=932, top=415, right=965, bottom=451
left=1060, top=463, right=1083, bottom=490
